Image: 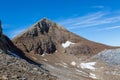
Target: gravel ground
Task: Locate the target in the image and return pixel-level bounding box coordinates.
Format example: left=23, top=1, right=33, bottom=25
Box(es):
left=0, top=50, right=57, bottom=80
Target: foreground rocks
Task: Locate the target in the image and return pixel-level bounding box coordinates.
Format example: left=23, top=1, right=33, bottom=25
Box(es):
left=0, top=51, right=57, bottom=80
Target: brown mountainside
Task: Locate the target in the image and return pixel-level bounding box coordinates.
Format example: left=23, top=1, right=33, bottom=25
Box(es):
left=13, top=18, right=111, bottom=58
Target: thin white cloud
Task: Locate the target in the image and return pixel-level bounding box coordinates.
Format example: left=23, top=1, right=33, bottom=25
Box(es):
left=98, top=26, right=120, bottom=31
left=57, top=11, right=120, bottom=30
left=58, top=12, right=105, bottom=26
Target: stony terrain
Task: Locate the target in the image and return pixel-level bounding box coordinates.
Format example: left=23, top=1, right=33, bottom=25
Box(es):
left=0, top=50, right=57, bottom=80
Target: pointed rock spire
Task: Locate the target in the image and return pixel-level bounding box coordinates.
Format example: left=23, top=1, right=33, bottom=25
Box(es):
left=0, top=20, right=2, bottom=36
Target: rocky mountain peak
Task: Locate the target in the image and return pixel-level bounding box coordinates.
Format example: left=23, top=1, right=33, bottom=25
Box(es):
left=40, top=17, right=51, bottom=23
left=21, top=18, right=60, bottom=38
left=30, top=18, right=65, bottom=36
left=13, top=18, right=61, bottom=55
left=13, top=18, right=111, bottom=57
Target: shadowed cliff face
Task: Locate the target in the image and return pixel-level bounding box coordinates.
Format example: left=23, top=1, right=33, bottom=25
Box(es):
left=0, top=20, right=23, bottom=55
left=0, top=21, right=2, bottom=36
left=13, top=18, right=111, bottom=57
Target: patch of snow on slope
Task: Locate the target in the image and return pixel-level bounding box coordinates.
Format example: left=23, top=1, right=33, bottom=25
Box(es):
left=55, top=63, right=68, bottom=68
left=62, top=41, right=75, bottom=48
left=89, top=73, right=97, bottom=79
left=76, top=69, right=83, bottom=73
left=80, top=62, right=96, bottom=70
left=7, top=50, right=20, bottom=58
left=75, top=69, right=88, bottom=75
left=41, top=53, right=45, bottom=57
left=43, top=59, right=48, bottom=61
left=62, top=62, right=68, bottom=66
left=71, top=61, right=76, bottom=66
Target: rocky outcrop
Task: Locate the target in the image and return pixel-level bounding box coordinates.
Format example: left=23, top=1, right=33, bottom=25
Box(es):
left=0, top=20, right=2, bottom=36
left=0, top=21, right=24, bottom=56
left=0, top=50, right=57, bottom=80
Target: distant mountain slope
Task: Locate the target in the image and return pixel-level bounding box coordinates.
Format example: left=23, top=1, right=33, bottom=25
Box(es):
left=93, top=48, right=120, bottom=67
left=13, top=18, right=111, bottom=58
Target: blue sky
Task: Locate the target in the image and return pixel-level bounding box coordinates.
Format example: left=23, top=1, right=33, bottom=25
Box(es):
left=0, top=0, right=120, bottom=46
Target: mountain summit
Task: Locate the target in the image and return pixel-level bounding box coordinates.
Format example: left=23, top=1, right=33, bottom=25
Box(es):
left=13, top=18, right=111, bottom=58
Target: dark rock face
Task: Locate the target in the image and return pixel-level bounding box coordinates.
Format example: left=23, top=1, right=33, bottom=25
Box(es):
left=14, top=37, right=56, bottom=55
left=0, top=21, right=18, bottom=53
left=0, top=32, right=29, bottom=68
left=0, top=21, right=26, bottom=59
left=0, top=20, right=2, bottom=36
left=33, top=39, right=56, bottom=55
left=66, top=45, right=92, bottom=55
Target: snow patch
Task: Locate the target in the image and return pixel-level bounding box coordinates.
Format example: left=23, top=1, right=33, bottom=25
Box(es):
left=62, top=41, right=75, bottom=48
left=62, top=62, right=68, bottom=68
left=43, top=59, right=48, bottom=61
left=62, top=62, right=68, bottom=66
left=7, top=50, right=20, bottom=58
left=76, top=69, right=83, bottom=73
left=75, top=69, right=87, bottom=75
left=80, top=62, right=96, bottom=70
left=89, top=73, right=97, bottom=79
left=32, top=57, right=37, bottom=60
left=71, top=61, right=76, bottom=66
left=55, top=63, right=68, bottom=68
left=55, top=50, right=58, bottom=53
left=41, top=53, right=45, bottom=57
left=63, top=65, right=68, bottom=68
